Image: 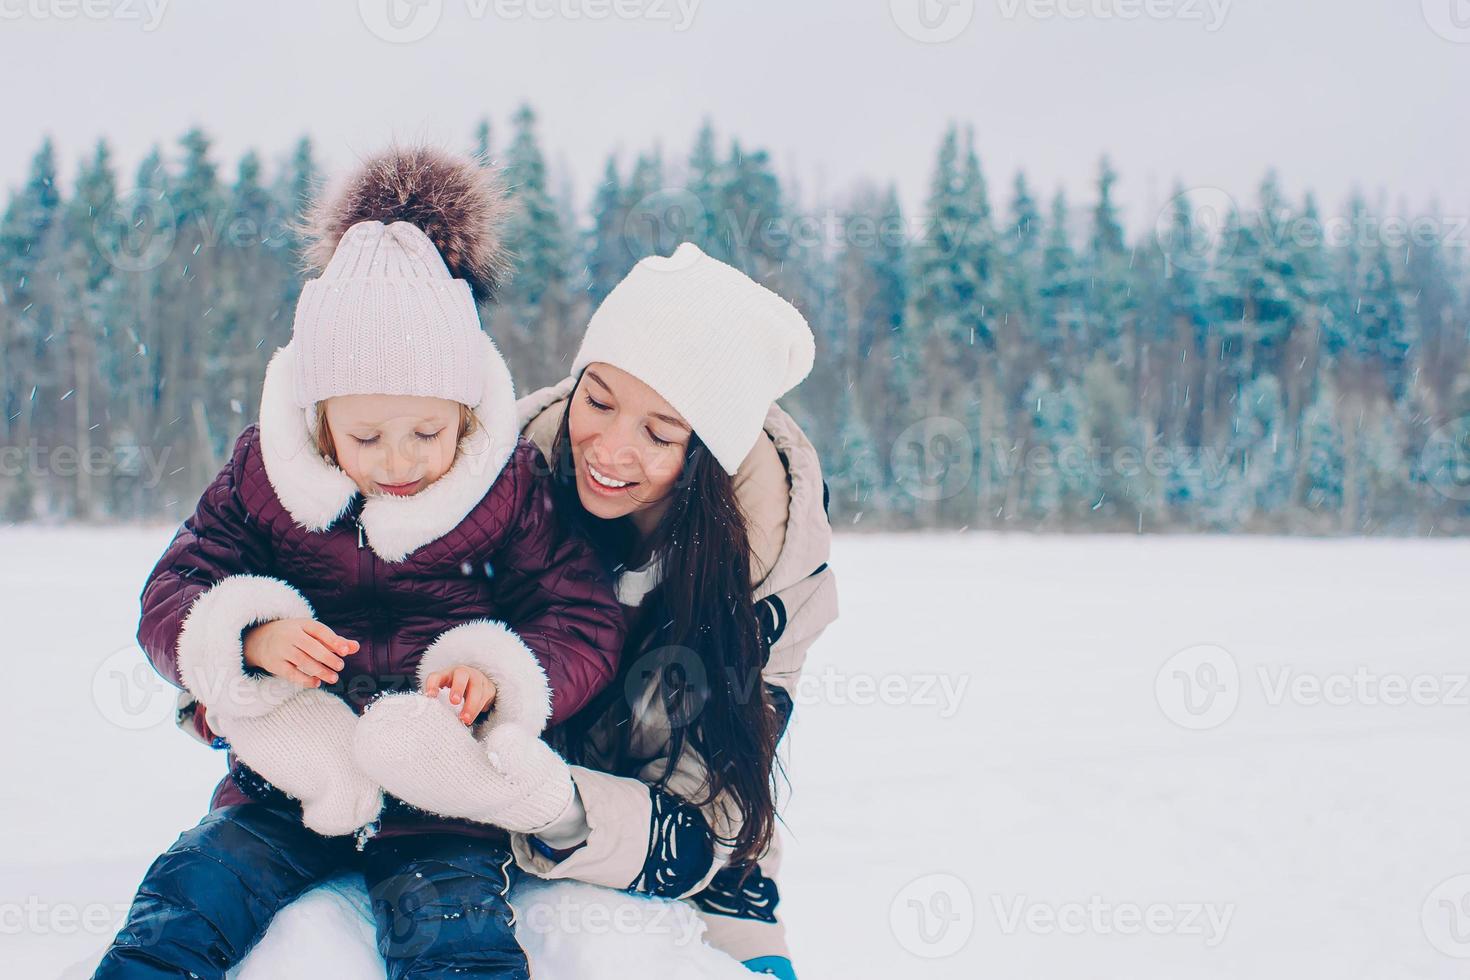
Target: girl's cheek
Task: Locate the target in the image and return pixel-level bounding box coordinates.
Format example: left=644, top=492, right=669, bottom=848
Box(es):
left=340, top=454, right=367, bottom=487
left=341, top=447, right=377, bottom=488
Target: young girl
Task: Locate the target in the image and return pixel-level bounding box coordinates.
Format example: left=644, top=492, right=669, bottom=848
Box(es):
left=93, top=147, right=624, bottom=979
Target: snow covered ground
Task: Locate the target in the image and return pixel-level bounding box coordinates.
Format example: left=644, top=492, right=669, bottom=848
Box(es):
left=3, top=525, right=1468, bottom=978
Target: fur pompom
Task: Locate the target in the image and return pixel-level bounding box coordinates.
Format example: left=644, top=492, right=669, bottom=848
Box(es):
left=301, top=145, right=513, bottom=302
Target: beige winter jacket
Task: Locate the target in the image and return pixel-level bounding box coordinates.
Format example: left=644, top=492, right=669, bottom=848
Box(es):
left=512, top=376, right=838, bottom=966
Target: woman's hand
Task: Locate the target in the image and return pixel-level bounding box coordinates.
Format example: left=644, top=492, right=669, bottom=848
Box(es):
left=423, top=665, right=498, bottom=725
left=242, top=619, right=357, bottom=688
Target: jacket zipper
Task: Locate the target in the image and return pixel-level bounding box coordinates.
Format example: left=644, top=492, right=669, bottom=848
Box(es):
left=355, top=509, right=378, bottom=679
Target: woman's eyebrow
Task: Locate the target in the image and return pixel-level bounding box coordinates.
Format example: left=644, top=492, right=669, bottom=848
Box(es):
left=587, top=368, right=688, bottom=430
left=650, top=412, right=690, bottom=431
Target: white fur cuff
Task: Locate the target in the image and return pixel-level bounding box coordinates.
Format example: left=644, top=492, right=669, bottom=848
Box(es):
left=415, top=620, right=553, bottom=733
left=176, top=574, right=315, bottom=720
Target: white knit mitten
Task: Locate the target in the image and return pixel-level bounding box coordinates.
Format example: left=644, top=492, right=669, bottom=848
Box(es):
left=213, top=688, right=384, bottom=837
left=353, top=691, right=574, bottom=835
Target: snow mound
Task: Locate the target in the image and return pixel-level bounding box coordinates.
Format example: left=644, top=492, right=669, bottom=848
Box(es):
left=228, top=875, right=381, bottom=978
left=223, top=875, right=752, bottom=979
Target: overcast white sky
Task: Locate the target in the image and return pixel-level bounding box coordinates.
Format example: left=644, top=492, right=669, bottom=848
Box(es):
left=1, top=0, right=1465, bottom=233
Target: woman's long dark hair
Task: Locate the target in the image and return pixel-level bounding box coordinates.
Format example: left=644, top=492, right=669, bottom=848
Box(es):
left=546, top=375, right=780, bottom=867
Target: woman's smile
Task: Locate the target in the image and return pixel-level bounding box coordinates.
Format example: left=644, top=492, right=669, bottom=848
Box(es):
left=581, top=458, right=639, bottom=496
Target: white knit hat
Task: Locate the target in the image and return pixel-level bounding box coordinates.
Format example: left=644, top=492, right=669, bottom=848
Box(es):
left=291, top=219, right=490, bottom=408
left=572, top=242, right=815, bottom=474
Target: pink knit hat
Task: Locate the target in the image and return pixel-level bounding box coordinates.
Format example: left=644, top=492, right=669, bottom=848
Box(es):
left=289, top=146, right=513, bottom=410
left=292, top=219, right=488, bottom=408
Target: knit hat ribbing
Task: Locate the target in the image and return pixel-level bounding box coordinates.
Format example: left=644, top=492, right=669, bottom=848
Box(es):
left=291, top=219, right=487, bottom=408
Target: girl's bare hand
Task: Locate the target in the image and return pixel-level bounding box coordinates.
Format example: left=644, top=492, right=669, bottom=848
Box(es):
left=243, top=619, right=358, bottom=688
left=424, top=665, right=498, bottom=725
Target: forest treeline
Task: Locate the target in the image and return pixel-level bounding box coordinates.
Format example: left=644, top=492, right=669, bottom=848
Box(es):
left=2, top=108, right=1468, bottom=532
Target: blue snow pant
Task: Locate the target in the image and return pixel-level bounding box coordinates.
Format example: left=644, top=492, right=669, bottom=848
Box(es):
left=92, top=803, right=528, bottom=979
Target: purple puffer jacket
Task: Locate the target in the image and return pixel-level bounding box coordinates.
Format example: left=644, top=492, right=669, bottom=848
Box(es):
left=137, top=345, right=625, bottom=840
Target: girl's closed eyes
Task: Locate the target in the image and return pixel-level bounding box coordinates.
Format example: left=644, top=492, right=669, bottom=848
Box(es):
left=316, top=394, right=470, bottom=498
left=349, top=430, right=443, bottom=446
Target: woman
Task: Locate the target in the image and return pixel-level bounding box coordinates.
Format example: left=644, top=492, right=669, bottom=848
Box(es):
left=503, top=242, right=839, bottom=978
left=366, top=241, right=836, bottom=976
